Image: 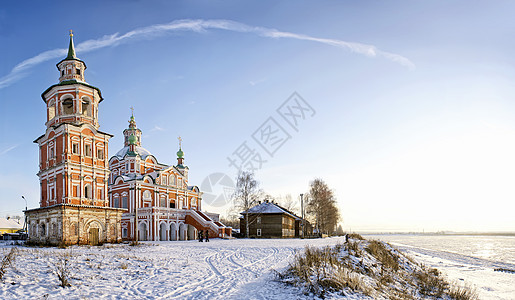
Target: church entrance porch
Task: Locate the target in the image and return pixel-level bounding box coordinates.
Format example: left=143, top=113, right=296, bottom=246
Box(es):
left=25, top=205, right=124, bottom=246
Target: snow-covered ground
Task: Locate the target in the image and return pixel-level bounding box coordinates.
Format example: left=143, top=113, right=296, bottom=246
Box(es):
left=1, top=236, right=513, bottom=299
left=0, top=238, right=346, bottom=300
left=365, top=235, right=515, bottom=300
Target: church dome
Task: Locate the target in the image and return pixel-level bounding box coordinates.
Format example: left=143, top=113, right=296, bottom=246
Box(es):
left=177, top=148, right=184, bottom=158
left=115, top=145, right=153, bottom=159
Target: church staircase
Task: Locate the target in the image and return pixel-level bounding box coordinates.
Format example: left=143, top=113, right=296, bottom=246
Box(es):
left=186, top=210, right=232, bottom=238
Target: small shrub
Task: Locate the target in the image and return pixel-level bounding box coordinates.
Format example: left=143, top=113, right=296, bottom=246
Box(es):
left=347, top=233, right=364, bottom=240
left=449, top=282, right=479, bottom=300
left=414, top=268, right=447, bottom=298
left=347, top=241, right=361, bottom=256
left=0, top=248, right=18, bottom=280
left=54, top=252, right=73, bottom=287
left=365, top=240, right=399, bottom=271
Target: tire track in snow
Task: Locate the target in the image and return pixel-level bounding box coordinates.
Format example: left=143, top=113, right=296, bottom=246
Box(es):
left=156, top=249, right=227, bottom=299
left=159, top=246, right=281, bottom=299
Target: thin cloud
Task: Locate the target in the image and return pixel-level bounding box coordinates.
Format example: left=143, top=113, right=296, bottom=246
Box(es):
left=0, top=19, right=415, bottom=89
left=149, top=125, right=165, bottom=132
left=249, top=78, right=267, bottom=86
left=0, top=144, right=18, bottom=156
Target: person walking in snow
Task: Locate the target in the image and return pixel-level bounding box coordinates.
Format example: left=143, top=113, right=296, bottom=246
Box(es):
left=198, top=230, right=203, bottom=242
left=204, top=230, right=209, bottom=242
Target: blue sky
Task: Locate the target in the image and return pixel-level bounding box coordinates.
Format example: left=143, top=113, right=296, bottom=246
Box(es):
left=1, top=1, right=515, bottom=232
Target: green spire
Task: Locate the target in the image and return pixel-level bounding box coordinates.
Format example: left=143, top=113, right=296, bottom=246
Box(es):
left=66, top=30, right=77, bottom=60
left=177, top=136, right=184, bottom=158
left=128, top=106, right=136, bottom=129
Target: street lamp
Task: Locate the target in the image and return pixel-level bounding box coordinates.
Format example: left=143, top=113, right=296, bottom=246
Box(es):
left=21, top=196, right=27, bottom=232
left=300, top=193, right=304, bottom=239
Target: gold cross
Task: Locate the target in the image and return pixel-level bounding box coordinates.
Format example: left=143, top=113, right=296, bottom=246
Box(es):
left=69, top=29, right=73, bottom=37
left=178, top=136, right=182, bottom=148
left=130, top=106, right=134, bottom=116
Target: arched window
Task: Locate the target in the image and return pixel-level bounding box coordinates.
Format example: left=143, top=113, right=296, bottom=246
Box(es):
left=48, top=100, right=55, bottom=120
left=84, top=184, right=92, bottom=199
left=62, top=97, right=74, bottom=115
left=82, top=97, right=92, bottom=117
left=121, top=194, right=128, bottom=208
left=113, top=194, right=120, bottom=208
left=162, top=176, right=167, bottom=186
left=160, top=196, right=167, bottom=207
left=143, top=190, right=152, bottom=200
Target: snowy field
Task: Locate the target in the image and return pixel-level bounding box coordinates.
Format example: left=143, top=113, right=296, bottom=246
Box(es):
left=0, top=237, right=348, bottom=300
left=366, top=235, right=515, bottom=300
left=1, top=236, right=514, bottom=299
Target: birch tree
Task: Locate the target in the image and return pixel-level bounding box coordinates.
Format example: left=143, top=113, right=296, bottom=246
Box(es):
left=306, top=178, right=340, bottom=235
left=232, top=171, right=261, bottom=238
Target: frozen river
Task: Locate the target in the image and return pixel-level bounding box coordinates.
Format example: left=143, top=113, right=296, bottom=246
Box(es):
left=365, top=234, right=515, bottom=300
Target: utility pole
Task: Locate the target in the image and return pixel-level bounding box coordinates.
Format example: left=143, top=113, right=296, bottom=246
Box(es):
left=21, top=196, right=27, bottom=233
left=300, top=193, right=304, bottom=239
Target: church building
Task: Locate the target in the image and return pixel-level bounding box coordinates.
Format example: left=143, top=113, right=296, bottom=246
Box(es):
left=108, top=114, right=231, bottom=241
left=25, top=32, right=124, bottom=245
left=25, top=32, right=231, bottom=245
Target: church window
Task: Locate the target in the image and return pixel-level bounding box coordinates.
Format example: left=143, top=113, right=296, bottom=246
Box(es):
left=48, top=100, right=55, bottom=120
left=122, top=228, right=128, bottom=238
left=82, top=98, right=92, bottom=117
left=169, top=175, right=175, bottom=186
left=162, top=176, right=167, bottom=186
left=113, top=195, right=120, bottom=208
left=49, top=148, right=55, bottom=159
left=85, top=144, right=92, bottom=157
left=122, top=196, right=128, bottom=209
left=72, top=143, right=78, bottom=154
left=84, top=184, right=92, bottom=199
left=160, top=197, right=167, bottom=207
left=62, top=97, right=74, bottom=115
left=61, top=70, right=64, bottom=77
left=40, top=223, right=46, bottom=236
left=97, top=149, right=104, bottom=159
left=76, top=68, right=81, bottom=75
left=170, top=201, right=176, bottom=208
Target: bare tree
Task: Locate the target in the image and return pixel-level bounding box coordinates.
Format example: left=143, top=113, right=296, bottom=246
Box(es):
left=306, top=178, right=340, bottom=236
left=220, top=215, right=240, bottom=229
left=232, top=171, right=261, bottom=238
left=277, top=194, right=299, bottom=215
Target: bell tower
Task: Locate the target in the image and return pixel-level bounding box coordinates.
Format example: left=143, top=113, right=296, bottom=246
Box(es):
left=26, top=31, right=124, bottom=246
left=123, top=107, right=142, bottom=147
